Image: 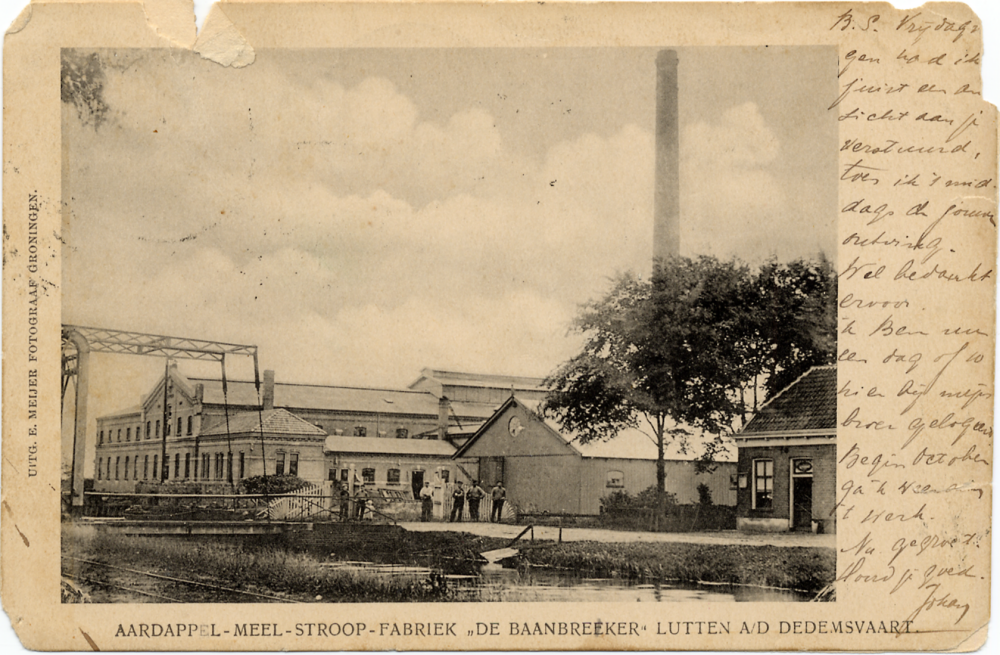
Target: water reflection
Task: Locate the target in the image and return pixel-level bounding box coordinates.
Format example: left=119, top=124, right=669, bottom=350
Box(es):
left=323, top=561, right=810, bottom=602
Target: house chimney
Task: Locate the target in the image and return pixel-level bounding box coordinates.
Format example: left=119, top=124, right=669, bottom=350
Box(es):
left=263, top=369, right=275, bottom=411
left=654, top=49, right=680, bottom=263
left=436, top=396, right=450, bottom=441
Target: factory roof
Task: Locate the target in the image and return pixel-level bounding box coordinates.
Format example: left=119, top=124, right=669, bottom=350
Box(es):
left=324, top=435, right=458, bottom=457
left=189, top=377, right=498, bottom=419
left=200, top=408, right=327, bottom=438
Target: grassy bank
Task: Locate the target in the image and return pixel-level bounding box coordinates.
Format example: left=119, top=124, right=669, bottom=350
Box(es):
left=519, top=541, right=835, bottom=593
left=63, top=526, right=472, bottom=602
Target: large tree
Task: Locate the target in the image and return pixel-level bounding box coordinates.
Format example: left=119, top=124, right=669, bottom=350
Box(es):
left=542, top=255, right=836, bottom=497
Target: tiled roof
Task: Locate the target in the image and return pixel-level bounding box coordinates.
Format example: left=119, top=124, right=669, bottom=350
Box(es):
left=324, top=435, right=457, bottom=457
left=200, top=408, right=327, bottom=437
left=741, top=366, right=837, bottom=434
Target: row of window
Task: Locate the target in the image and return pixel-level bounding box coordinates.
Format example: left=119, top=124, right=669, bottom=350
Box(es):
left=96, top=450, right=261, bottom=482
left=341, top=426, right=409, bottom=439
left=98, top=416, right=195, bottom=444
left=327, top=467, right=450, bottom=485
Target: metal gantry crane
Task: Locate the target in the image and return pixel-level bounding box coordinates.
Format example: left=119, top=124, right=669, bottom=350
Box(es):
left=61, top=325, right=262, bottom=510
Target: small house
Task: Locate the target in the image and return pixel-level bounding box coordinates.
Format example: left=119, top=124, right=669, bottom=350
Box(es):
left=732, top=366, right=837, bottom=534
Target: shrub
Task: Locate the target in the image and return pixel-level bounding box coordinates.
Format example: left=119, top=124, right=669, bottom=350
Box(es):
left=239, top=474, right=308, bottom=495
left=600, top=485, right=678, bottom=513
left=697, top=483, right=714, bottom=506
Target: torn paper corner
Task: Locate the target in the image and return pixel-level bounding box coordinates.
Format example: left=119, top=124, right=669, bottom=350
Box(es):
left=193, top=4, right=255, bottom=68
left=142, top=0, right=197, bottom=49
left=5, top=3, right=30, bottom=36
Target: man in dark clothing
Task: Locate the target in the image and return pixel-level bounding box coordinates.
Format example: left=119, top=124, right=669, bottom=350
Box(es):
left=449, top=480, right=465, bottom=522
left=339, top=483, right=351, bottom=521
left=355, top=483, right=368, bottom=521
left=466, top=481, right=485, bottom=521
left=491, top=482, right=506, bottom=522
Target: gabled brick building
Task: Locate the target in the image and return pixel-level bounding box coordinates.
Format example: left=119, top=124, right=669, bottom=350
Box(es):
left=732, top=366, right=837, bottom=534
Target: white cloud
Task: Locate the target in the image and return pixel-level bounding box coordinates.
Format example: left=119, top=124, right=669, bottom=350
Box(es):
left=680, top=102, right=796, bottom=261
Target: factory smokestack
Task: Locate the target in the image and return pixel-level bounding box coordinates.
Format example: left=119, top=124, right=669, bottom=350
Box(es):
left=654, top=50, right=680, bottom=263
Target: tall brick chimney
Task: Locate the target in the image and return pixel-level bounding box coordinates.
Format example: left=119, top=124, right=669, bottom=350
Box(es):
left=436, top=396, right=450, bottom=441
left=263, top=369, right=275, bottom=411
left=654, top=49, right=680, bottom=263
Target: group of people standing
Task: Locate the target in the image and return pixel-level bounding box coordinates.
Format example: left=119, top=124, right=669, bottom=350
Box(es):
left=448, top=480, right=506, bottom=523
left=344, top=478, right=508, bottom=523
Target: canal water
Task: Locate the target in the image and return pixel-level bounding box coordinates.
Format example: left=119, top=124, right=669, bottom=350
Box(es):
left=323, top=562, right=811, bottom=602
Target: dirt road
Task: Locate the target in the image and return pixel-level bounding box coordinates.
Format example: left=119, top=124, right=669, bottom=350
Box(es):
left=400, top=521, right=836, bottom=549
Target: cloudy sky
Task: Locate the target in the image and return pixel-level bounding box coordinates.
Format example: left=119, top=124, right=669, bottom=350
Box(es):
left=62, top=46, right=836, bottom=455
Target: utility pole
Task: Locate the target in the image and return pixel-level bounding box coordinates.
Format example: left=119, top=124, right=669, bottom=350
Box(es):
left=160, top=359, right=170, bottom=482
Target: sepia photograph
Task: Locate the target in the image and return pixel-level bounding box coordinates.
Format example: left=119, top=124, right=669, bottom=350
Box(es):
left=2, top=0, right=995, bottom=650
left=59, top=45, right=839, bottom=605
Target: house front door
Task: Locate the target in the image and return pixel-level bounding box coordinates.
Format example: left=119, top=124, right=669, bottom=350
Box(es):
left=411, top=470, right=424, bottom=499
left=791, top=460, right=812, bottom=531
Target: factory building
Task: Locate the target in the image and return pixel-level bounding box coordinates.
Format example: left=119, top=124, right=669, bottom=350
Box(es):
left=92, top=365, right=544, bottom=494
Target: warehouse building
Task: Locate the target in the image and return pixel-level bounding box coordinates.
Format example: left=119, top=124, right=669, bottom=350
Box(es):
left=454, top=396, right=736, bottom=515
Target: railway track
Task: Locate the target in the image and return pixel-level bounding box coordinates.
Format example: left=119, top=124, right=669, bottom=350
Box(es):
left=61, top=555, right=299, bottom=603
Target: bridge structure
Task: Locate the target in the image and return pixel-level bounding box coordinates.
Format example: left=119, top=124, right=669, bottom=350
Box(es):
left=61, top=325, right=261, bottom=510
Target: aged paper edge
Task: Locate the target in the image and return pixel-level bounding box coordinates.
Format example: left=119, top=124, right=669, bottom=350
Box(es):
left=1, top=0, right=998, bottom=652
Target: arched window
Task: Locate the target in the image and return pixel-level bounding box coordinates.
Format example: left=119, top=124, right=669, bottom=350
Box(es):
left=177, top=417, right=183, bottom=436
left=124, top=456, right=128, bottom=480
left=146, top=421, right=151, bottom=439
left=152, top=455, right=158, bottom=480
left=126, top=427, right=131, bottom=442
left=115, top=457, right=120, bottom=480
left=184, top=453, right=191, bottom=479
left=97, top=458, right=102, bottom=480
left=99, top=430, right=104, bottom=444
left=143, top=455, right=149, bottom=480
left=187, top=416, right=193, bottom=435
left=174, top=454, right=180, bottom=479
left=155, top=420, right=160, bottom=438
left=117, top=429, right=122, bottom=442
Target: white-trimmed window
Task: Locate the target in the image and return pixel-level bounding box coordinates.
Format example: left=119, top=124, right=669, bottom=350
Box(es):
left=753, top=459, right=773, bottom=509
left=606, top=470, right=625, bottom=488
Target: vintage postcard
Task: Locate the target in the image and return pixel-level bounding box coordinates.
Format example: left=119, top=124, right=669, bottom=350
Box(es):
left=1, top=0, right=996, bottom=651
